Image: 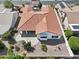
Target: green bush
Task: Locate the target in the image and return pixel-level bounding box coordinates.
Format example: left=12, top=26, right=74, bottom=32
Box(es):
left=4, top=0, right=14, bottom=8
left=65, top=29, right=73, bottom=38
left=0, top=40, right=5, bottom=51
left=46, top=57, right=55, bottom=59
left=10, top=28, right=18, bottom=33
left=9, top=44, right=14, bottom=49
left=22, top=41, right=34, bottom=52
left=24, top=56, right=30, bottom=59
left=40, top=43, right=47, bottom=52
left=15, top=55, right=22, bottom=59
left=2, top=31, right=11, bottom=40
left=7, top=48, right=15, bottom=59
left=0, top=57, right=4, bottom=59
left=2, top=28, right=17, bottom=40
left=68, top=36, right=79, bottom=54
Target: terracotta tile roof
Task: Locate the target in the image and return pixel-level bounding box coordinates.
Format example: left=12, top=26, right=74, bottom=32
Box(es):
left=63, top=6, right=79, bottom=12
left=62, top=5, right=79, bottom=24
left=67, top=12, right=79, bottom=24
left=17, top=5, right=62, bottom=35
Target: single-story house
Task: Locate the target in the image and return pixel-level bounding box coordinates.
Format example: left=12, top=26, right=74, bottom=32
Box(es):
left=17, top=5, right=63, bottom=40
left=55, top=2, right=79, bottom=33
left=0, top=9, right=19, bottom=36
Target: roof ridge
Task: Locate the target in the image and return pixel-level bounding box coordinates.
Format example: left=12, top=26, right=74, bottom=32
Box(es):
left=18, top=12, right=48, bottom=30
left=18, top=13, right=34, bottom=30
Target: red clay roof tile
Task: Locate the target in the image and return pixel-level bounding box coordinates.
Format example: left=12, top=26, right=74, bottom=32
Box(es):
left=17, top=5, right=62, bottom=35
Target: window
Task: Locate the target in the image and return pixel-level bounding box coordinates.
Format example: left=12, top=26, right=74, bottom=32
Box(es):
left=41, top=36, right=47, bottom=38
left=69, top=24, right=79, bottom=31
left=72, top=25, right=79, bottom=29
left=52, top=36, right=58, bottom=38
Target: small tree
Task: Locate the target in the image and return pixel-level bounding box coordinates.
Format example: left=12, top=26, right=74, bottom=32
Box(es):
left=0, top=40, right=5, bottom=51
left=22, top=41, right=34, bottom=52
left=68, top=36, right=79, bottom=54
left=40, top=43, right=47, bottom=52
left=2, top=31, right=11, bottom=40
left=65, top=29, right=73, bottom=39
left=4, top=0, right=14, bottom=8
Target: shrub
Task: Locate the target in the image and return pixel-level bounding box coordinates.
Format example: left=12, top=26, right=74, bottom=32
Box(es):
left=10, top=28, right=18, bottom=36
left=15, top=55, right=22, bottom=59
left=46, top=57, right=55, bottom=59
left=2, top=31, right=11, bottom=40
left=24, top=56, right=30, bottom=59
left=22, top=41, right=34, bottom=52
left=4, top=0, right=14, bottom=8
left=68, top=36, right=79, bottom=54
left=7, top=48, right=15, bottom=59
left=10, top=28, right=18, bottom=33
left=9, top=44, right=14, bottom=49
left=0, top=57, right=4, bottom=59
left=40, top=43, right=47, bottom=52
left=0, top=40, right=5, bottom=51
left=1, top=28, right=17, bottom=40
left=65, top=29, right=73, bottom=38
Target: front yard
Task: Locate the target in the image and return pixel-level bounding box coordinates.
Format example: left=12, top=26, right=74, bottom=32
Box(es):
left=0, top=28, right=70, bottom=57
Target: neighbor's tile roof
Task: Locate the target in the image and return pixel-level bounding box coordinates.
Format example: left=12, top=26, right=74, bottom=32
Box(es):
left=17, top=5, right=62, bottom=35
left=67, top=12, right=79, bottom=24
left=63, top=6, right=79, bottom=12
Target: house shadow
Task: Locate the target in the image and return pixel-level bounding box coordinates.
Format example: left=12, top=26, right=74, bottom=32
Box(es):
left=39, top=36, right=65, bottom=45
left=14, top=16, right=21, bottom=28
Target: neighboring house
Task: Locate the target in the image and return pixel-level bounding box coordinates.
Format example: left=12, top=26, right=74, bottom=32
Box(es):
left=0, top=9, right=19, bottom=36
left=0, top=0, right=75, bottom=5
left=56, top=2, right=79, bottom=33
left=17, top=5, right=62, bottom=40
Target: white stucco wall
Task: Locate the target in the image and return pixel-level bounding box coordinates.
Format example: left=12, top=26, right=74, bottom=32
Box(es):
left=0, top=11, right=18, bottom=35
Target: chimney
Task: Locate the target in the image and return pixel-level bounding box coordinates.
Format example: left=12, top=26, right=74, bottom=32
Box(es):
left=31, top=0, right=42, bottom=11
